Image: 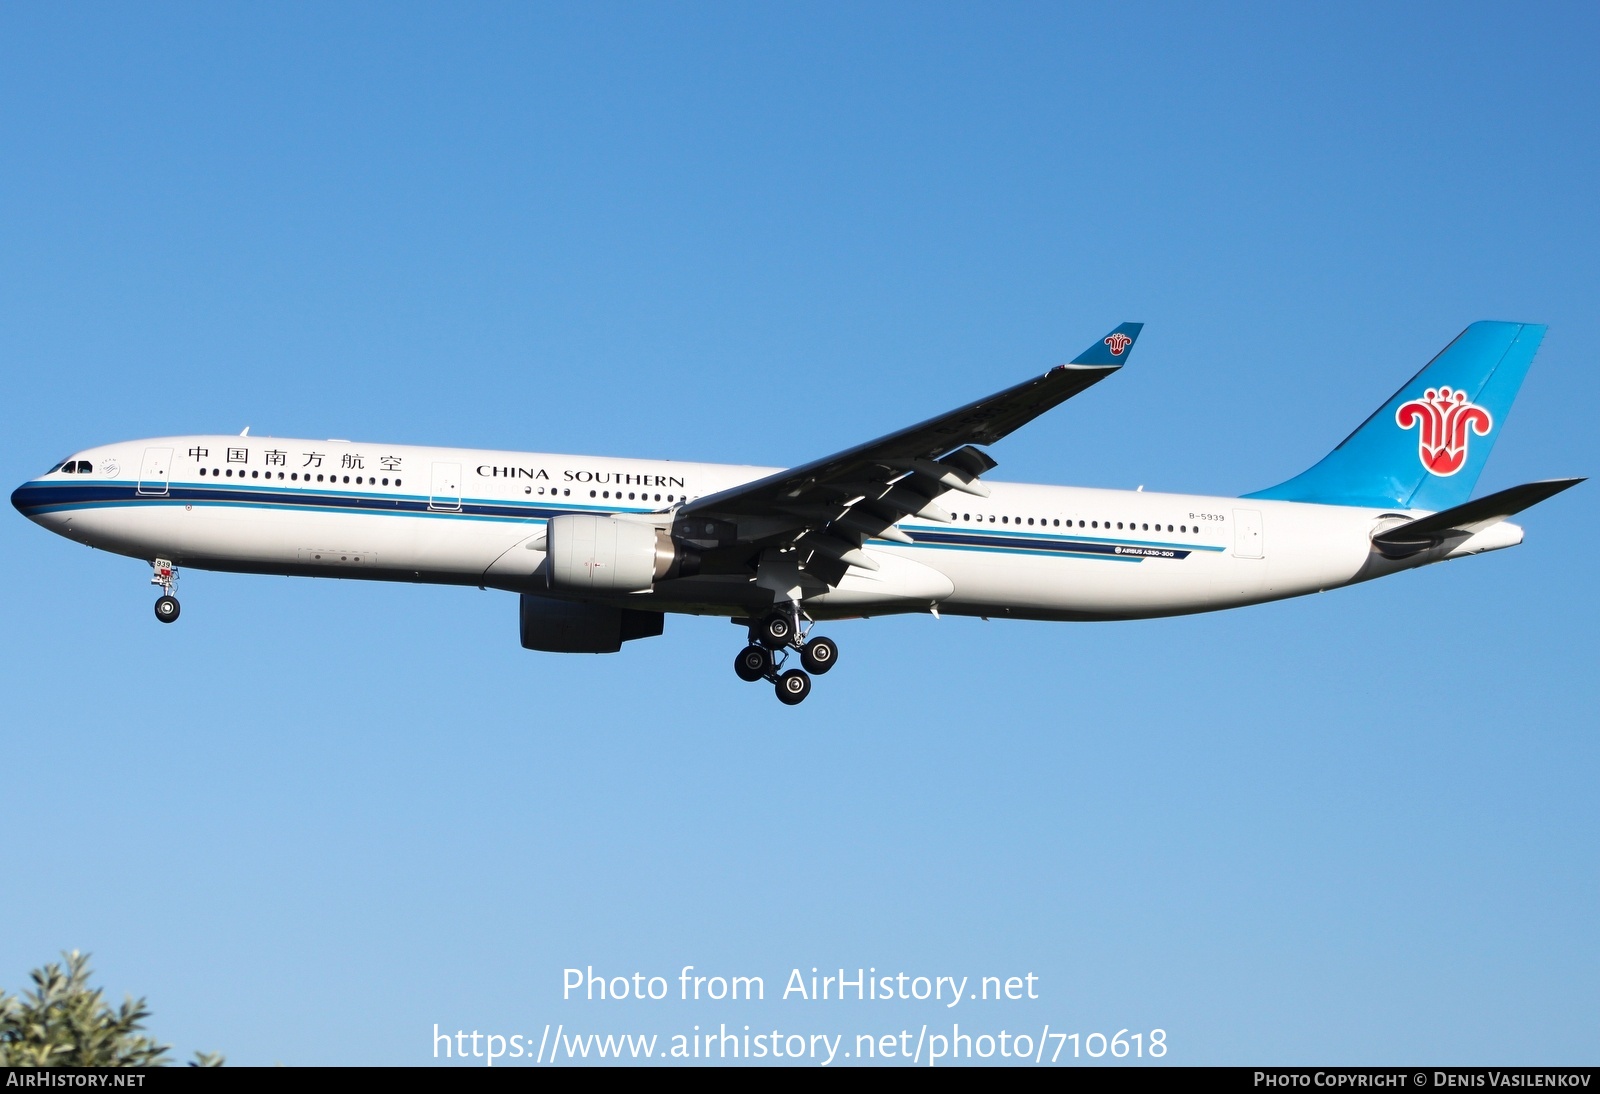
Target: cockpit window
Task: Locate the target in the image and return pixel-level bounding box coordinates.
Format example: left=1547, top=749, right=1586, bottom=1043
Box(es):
left=56, top=459, right=76, bottom=474
left=75, top=460, right=93, bottom=474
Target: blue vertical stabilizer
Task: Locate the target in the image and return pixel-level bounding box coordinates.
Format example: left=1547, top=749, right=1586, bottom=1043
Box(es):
left=1246, top=321, right=1545, bottom=511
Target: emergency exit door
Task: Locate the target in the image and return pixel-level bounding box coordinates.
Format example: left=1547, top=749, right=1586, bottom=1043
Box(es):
left=1232, top=509, right=1264, bottom=559
left=430, top=462, right=462, bottom=511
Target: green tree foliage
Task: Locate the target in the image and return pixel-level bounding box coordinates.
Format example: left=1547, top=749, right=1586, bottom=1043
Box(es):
left=0, top=951, right=222, bottom=1066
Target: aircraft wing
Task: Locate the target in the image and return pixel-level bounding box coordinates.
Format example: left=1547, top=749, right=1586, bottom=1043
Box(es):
left=676, top=323, right=1142, bottom=585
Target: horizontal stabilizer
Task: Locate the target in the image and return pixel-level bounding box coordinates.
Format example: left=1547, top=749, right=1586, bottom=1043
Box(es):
left=1372, top=478, right=1583, bottom=555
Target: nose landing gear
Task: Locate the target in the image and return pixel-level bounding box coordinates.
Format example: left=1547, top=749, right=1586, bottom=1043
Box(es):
left=733, top=606, right=839, bottom=704
left=150, top=558, right=181, bottom=623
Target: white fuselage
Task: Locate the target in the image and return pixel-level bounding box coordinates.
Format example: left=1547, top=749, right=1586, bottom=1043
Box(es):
left=13, top=435, right=1524, bottom=623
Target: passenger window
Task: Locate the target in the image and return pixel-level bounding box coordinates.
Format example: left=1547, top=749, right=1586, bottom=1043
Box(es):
left=317, top=474, right=324, bottom=482
left=342, top=476, right=350, bottom=484
left=199, top=468, right=207, bottom=476
left=252, top=470, right=260, bottom=479
left=396, top=479, right=403, bottom=487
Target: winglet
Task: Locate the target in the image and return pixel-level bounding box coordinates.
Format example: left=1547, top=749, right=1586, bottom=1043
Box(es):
left=1070, top=322, right=1144, bottom=366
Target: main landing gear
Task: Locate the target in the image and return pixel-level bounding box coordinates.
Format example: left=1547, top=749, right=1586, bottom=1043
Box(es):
left=151, top=558, right=180, bottom=623
left=732, top=605, right=838, bottom=705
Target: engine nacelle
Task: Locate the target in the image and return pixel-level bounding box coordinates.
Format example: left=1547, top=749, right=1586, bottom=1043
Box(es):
left=519, top=594, right=664, bottom=653
left=545, top=513, right=696, bottom=591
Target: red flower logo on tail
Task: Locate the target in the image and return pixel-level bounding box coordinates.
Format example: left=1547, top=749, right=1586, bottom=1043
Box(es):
left=1395, top=386, right=1492, bottom=477
left=1104, top=333, right=1132, bottom=356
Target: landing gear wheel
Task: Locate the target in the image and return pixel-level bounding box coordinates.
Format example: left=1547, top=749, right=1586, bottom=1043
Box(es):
left=154, top=595, right=180, bottom=623
left=734, top=644, right=771, bottom=682
left=756, top=611, right=794, bottom=649
left=775, top=669, right=811, bottom=705
left=800, top=636, right=838, bottom=675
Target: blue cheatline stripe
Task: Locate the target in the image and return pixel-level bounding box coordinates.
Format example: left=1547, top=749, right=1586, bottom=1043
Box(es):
left=12, top=479, right=625, bottom=523
left=900, top=526, right=1213, bottom=560
left=908, top=540, right=1143, bottom=563
left=896, top=524, right=1216, bottom=556
left=15, top=480, right=1217, bottom=562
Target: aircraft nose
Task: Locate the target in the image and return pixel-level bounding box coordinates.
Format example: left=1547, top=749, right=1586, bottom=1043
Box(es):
left=12, top=481, right=44, bottom=519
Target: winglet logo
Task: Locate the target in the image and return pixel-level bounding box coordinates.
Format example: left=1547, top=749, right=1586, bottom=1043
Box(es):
left=1104, top=333, right=1132, bottom=356
left=1395, top=386, right=1492, bottom=476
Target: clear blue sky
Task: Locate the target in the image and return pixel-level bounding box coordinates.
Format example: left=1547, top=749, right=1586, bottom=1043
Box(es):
left=2, top=2, right=1595, bottom=1066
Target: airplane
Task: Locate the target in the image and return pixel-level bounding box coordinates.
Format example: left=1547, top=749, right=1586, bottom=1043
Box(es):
left=12, top=320, right=1581, bottom=705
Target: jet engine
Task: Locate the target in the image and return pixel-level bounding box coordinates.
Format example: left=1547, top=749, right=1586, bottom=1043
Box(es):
left=544, top=512, right=698, bottom=592
left=519, top=594, right=664, bottom=653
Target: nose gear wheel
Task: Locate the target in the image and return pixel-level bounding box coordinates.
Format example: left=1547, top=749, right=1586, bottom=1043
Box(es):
left=150, top=559, right=181, bottom=624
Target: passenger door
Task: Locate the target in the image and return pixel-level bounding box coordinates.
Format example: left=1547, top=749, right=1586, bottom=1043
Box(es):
left=430, top=462, right=462, bottom=512
left=137, top=447, right=172, bottom=496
